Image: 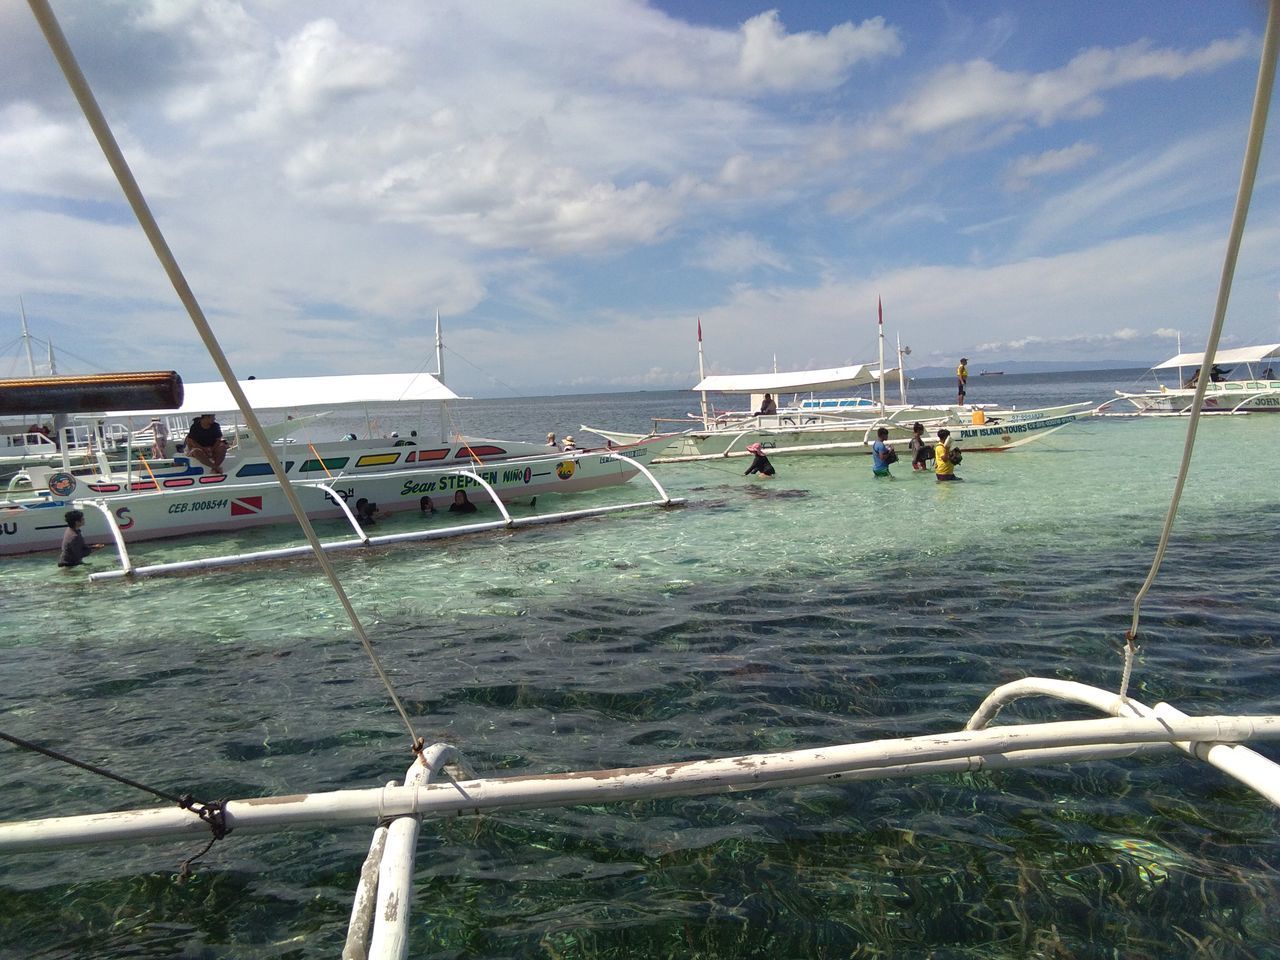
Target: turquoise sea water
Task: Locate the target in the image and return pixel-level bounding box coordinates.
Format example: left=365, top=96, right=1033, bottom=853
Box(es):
left=2, top=369, right=1280, bottom=958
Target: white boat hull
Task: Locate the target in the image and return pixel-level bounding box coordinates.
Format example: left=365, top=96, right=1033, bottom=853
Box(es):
left=0, top=436, right=667, bottom=557
left=1113, top=381, right=1280, bottom=414
left=585, top=403, right=1092, bottom=461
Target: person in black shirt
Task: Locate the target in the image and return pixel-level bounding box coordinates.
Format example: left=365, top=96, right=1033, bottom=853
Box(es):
left=449, top=490, right=478, bottom=513
left=184, top=414, right=228, bottom=475
left=58, top=509, right=98, bottom=567
left=744, top=441, right=775, bottom=477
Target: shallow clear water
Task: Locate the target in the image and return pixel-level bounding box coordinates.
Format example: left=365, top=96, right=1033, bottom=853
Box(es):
left=3, top=370, right=1280, bottom=958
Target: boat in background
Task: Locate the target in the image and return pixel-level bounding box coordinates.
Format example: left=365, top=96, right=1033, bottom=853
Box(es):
left=1105, top=344, right=1280, bottom=414
left=584, top=362, right=1092, bottom=462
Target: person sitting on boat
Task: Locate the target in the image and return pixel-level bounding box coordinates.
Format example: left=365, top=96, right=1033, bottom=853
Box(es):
left=562, top=435, right=577, bottom=450
left=449, top=490, right=478, bottom=513
left=1263, top=366, right=1277, bottom=380
left=183, top=413, right=228, bottom=475
left=149, top=418, right=169, bottom=459
left=909, top=421, right=934, bottom=471
left=57, top=509, right=100, bottom=568
left=756, top=393, right=777, bottom=416
left=871, top=427, right=896, bottom=478
left=420, top=495, right=435, bottom=516
left=1210, top=364, right=1231, bottom=382
left=744, top=441, right=775, bottom=478
left=1184, top=371, right=1199, bottom=388
left=546, top=432, right=557, bottom=447
left=934, top=428, right=961, bottom=482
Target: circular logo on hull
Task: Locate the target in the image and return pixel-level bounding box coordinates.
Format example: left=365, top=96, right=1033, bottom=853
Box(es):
left=48, top=472, right=77, bottom=497
left=555, top=460, right=577, bottom=480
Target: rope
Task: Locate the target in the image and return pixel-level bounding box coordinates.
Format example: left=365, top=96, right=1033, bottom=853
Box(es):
left=28, top=0, right=423, bottom=755
left=1122, top=0, right=1280, bottom=698
left=0, top=729, right=228, bottom=877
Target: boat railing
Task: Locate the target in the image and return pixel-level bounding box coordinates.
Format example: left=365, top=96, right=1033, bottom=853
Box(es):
left=85, top=453, right=682, bottom=582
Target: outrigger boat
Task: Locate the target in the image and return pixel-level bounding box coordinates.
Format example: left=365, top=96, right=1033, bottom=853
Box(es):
left=585, top=363, right=1092, bottom=462
left=1105, top=343, right=1280, bottom=415
left=0, top=369, right=674, bottom=565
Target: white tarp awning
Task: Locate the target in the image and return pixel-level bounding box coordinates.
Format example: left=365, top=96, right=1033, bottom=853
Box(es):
left=1154, top=344, right=1280, bottom=369
left=692, top=364, right=889, bottom=394
left=106, top=372, right=462, bottom=417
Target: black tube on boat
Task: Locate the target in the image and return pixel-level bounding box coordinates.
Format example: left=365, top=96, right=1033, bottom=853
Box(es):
left=0, top=371, right=184, bottom=415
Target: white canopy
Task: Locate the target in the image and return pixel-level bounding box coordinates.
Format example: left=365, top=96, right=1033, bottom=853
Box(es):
left=692, top=364, right=889, bottom=394
left=106, top=372, right=462, bottom=417
left=1155, top=344, right=1280, bottom=369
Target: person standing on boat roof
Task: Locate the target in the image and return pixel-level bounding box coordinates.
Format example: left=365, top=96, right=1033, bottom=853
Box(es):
left=934, top=428, right=962, bottom=482
left=871, top=427, right=896, bottom=478
left=744, top=442, right=775, bottom=478
left=183, top=414, right=228, bottom=475
left=57, top=509, right=100, bottom=567
left=757, top=393, right=777, bottom=416
left=909, top=421, right=934, bottom=471
left=149, top=418, right=169, bottom=459
left=956, top=358, right=969, bottom=405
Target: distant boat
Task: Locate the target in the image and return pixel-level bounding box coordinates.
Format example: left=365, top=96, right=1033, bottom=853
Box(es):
left=979, top=370, right=1004, bottom=376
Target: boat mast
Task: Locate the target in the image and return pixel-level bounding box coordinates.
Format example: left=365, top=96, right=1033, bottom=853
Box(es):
left=435, top=309, right=449, bottom=443
left=877, top=296, right=886, bottom=415
left=897, top=334, right=908, bottom=404
left=19, top=297, right=37, bottom=376
left=697, top=318, right=708, bottom=428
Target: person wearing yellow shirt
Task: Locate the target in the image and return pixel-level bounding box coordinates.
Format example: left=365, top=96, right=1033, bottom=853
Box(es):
left=934, top=428, right=962, bottom=482
left=956, top=357, right=969, bottom=404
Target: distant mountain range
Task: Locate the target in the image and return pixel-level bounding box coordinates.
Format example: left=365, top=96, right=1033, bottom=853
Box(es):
left=908, top=359, right=1153, bottom=377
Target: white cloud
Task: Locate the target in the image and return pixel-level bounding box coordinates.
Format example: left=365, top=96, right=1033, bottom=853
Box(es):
left=874, top=34, right=1252, bottom=146
left=695, top=232, right=789, bottom=273
left=1005, top=141, right=1099, bottom=190
left=612, top=10, right=902, bottom=95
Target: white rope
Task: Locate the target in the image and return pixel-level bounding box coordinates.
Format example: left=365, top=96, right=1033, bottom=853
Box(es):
left=28, top=0, right=422, bottom=752
left=1122, top=0, right=1280, bottom=698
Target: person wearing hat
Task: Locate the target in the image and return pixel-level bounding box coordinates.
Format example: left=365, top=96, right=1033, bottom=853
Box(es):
left=561, top=435, right=577, bottom=450
left=956, top=357, right=969, bottom=405
left=744, top=441, right=775, bottom=477
left=183, top=413, right=228, bottom=475
left=149, top=417, right=169, bottom=459
left=934, top=428, right=962, bottom=482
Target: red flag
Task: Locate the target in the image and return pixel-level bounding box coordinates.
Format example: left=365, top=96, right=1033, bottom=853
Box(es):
left=878, top=296, right=883, bottom=327
left=697, top=318, right=702, bottom=342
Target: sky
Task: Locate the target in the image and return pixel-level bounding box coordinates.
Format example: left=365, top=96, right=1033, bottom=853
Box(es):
left=2, top=1, right=1279, bottom=397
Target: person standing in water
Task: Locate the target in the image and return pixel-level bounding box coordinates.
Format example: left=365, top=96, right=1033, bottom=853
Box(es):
left=871, top=427, right=896, bottom=478
left=744, top=442, right=775, bottom=477
left=934, top=428, right=962, bottom=482
left=909, top=422, right=934, bottom=471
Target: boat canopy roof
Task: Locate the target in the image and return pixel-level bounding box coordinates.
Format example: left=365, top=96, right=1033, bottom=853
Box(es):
left=1154, top=343, right=1280, bottom=369
left=106, top=372, right=462, bottom=417
left=692, top=364, right=889, bottom=394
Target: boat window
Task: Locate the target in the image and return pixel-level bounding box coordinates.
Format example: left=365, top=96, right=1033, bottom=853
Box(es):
left=236, top=461, right=295, bottom=478
left=301, top=457, right=349, bottom=472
